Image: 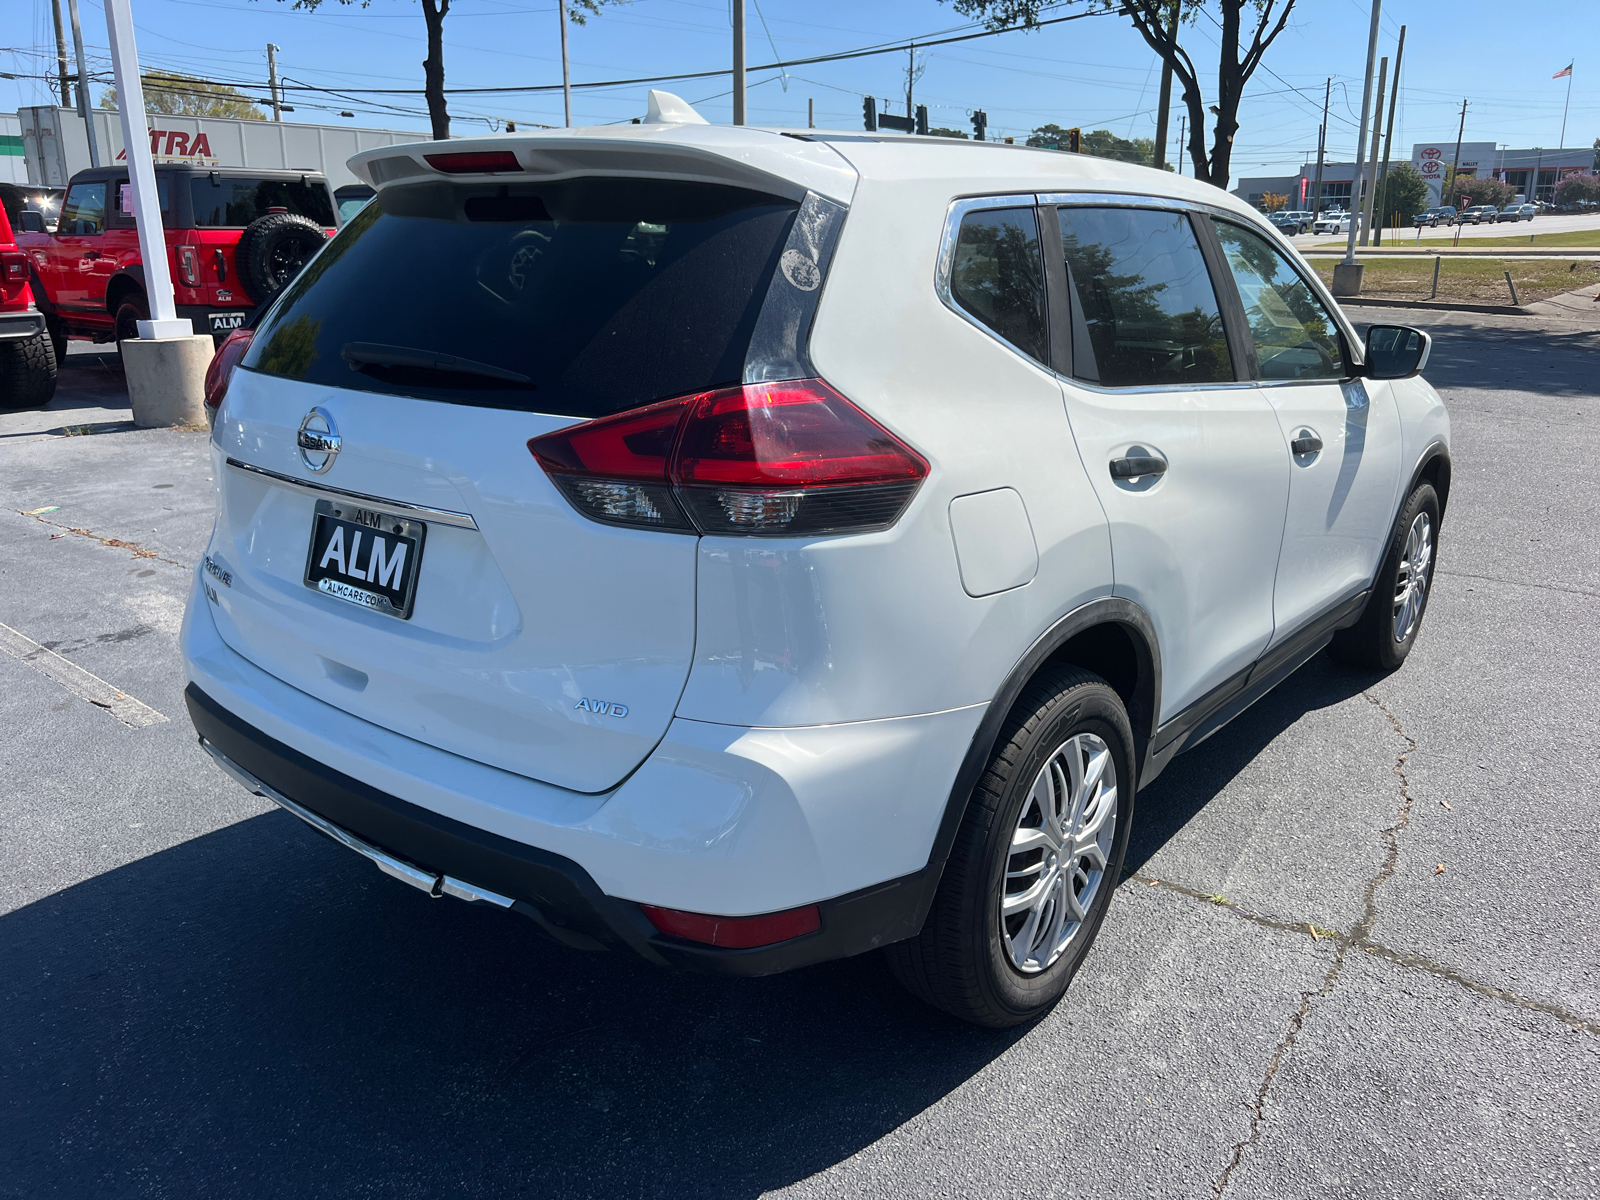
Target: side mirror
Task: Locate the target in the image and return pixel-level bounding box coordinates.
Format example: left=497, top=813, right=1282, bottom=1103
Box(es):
left=19, top=210, right=45, bottom=234
left=1364, top=324, right=1431, bottom=379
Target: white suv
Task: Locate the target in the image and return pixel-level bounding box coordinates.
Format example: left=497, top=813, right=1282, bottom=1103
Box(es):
left=185, top=99, right=1450, bottom=1027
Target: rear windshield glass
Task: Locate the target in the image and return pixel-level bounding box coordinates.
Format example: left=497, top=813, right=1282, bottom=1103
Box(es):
left=240, top=178, right=799, bottom=417
left=190, top=177, right=335, bottom=228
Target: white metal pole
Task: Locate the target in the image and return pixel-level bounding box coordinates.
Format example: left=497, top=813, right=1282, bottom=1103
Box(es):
left=103, top=0, right=189, bottom=337
left=732, top=0, right=746, bottom=125
left=65, top=0, right=100, bottom=167
left=1342, top=0, right=1381, bottom=266
left=558, top=0, right=572, bottom=128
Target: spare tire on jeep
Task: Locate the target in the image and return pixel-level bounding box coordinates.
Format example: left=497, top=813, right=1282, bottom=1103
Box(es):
left=236, top=212, right=325, bottom=301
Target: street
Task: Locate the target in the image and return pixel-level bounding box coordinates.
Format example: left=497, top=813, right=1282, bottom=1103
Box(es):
left=3, top=312, right=1598, bottom=1199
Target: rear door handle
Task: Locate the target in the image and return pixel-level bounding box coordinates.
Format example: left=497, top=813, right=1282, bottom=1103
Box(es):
left=1109, top=455, right=1168, bottom=480
left=1290, top=434, right=1323, bottom=455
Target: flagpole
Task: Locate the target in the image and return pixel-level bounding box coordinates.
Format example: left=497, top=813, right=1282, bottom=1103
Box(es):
left=1559, top=62, right=1573, bottom=149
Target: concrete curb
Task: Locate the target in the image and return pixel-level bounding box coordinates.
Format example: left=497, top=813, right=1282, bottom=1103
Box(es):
left=1302, top=247, right=1600, bottom=258
left=1335, top=297, right=1531, bottom=315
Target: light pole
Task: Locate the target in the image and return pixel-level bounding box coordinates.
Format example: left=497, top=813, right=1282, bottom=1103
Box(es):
left=1334, top=0, right=1382, bottom=296
left=66, top=0, right=100, bottom=167
left=732, top=0, right=746, bottom=125
left=558, top=0, right=572, bottom=127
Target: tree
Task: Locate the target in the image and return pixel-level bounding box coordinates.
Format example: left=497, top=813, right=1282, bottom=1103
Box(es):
left=260, top=0, right=613, bottom=141
left=927, top=127, right=970, bottom=139
left=101, top=70, right=266, bottom=120
left=945, top=0, right=1296, bottom=190
left=1553, top=173, right=1600, bottom=206
left=1444, top=173, right=1514, bottom=211
left=1372, top=161, right=1428, bottom=231
left=1259, top=191, right=1287, bottom=212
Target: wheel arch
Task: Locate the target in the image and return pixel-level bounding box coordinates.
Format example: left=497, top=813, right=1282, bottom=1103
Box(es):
left=1409, top=440, right=1451, bottom=520
left=905, top=598, right=1161, bottom=935
left=105, top=264, right=148, bottom=314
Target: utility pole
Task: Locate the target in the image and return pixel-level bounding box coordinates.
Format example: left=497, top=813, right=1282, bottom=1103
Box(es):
left=1176, top=112, right=1185, bottom=175
left=1447, top=98, right=1468, bottom=204
left=51, top=0, right=72, bottom=108
left=1373, top=26, right=1405, bottom=246
left=1312, top=77, right=1330, bottom=219
left=808, top=97, right=814, bottom=128
left=266, top=44, right=283, bottom=123
left=66, top=0, right=100, bottom=166
left=558, top=0, right=572, bottom=127
left=1151, top=0, right=1178, bottom=171
left=1335, top=0, right=1381, bottom=295
left=731, top=0, right=746, bottom=125
left=1359, top=56, right=1387, bottom=246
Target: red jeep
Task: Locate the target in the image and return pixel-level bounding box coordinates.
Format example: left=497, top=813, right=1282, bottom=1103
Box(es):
left=0, top=199, right=55, bottom=409
left=18, top=165, right=336, bottom=358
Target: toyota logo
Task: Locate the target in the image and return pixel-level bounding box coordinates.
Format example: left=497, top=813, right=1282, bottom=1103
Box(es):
left=297, top=407, right=341, bottom=474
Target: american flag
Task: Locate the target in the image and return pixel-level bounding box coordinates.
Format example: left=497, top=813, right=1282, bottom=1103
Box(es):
left=1553, top=62, right=1573, bottom=79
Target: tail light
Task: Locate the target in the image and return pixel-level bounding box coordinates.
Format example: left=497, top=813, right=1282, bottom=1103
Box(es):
left=204, top=327, right=254, bottom=417
left=424, top=150, right=522, bottom=174
left=176, top=245, right=200, bottom=286
left=528, top=379, right=928, bottom=537
left=0, top=250, right=27, bottom=303
left=640, top=902, right=821, bottom=949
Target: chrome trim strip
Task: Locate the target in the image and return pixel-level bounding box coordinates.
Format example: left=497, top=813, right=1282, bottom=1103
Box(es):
left=201, top=738, right=515, bottom=908
left=224, top=458, right=480, bottom=530
left=935, top=194, right=1058, bottom=370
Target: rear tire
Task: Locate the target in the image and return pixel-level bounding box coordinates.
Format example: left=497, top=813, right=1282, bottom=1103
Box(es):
left=114, top=293, right=149, bottom=349
left=1329, top=482, right=1440, bottom=672
left=45, top=313, right=68, bottom=366
left=235, top=212, right=325, bottom=300
left=886, top=666, right=1135, bottom=1028
left=0, top=331, right=58, bottom=409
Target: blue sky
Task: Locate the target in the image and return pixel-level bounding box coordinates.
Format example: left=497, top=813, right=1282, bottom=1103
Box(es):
left=6, top=0, right=1595, bottom=183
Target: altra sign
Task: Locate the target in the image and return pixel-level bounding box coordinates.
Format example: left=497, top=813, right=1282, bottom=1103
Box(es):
left=115, top=128, right=218, bottom=164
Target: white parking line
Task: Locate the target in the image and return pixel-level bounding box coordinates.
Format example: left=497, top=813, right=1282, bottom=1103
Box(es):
left=0, top=620, right=169, bottom=728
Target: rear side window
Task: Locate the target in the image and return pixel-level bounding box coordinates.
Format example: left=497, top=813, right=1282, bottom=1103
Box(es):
left=190, top=177, right=335, bottom=227
left=242, top=178, right=799, bottom=418
left=1214, top=220, right=1346, bottom=380
left=949, top=207, right=1047, bottom=364
left=1057, top=206, right=1232, bottom=388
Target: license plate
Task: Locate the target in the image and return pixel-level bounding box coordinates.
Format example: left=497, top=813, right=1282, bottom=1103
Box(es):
left=209, top=311, right=246, bottom=334
left=303, top=500, right=426, bottom=619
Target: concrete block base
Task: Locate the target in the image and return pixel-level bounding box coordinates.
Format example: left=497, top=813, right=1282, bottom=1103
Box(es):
left=122, top=335, right=213, bottom=428
left=1331, top=261, right=1366, bottom=297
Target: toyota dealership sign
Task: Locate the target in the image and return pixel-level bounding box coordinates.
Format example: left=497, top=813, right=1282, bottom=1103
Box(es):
left=1411, top=141, right=1496, bottom=205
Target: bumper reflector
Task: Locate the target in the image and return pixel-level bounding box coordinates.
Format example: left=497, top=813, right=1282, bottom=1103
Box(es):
left=640, top=903, right=821, bottom=949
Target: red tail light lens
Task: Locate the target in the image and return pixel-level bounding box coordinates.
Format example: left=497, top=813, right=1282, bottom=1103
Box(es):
left=204, top=327, right=254, bottom=416
left=423, top=150, right=523, bottom=174
left=527, top=380, right=928, bottom=537
left=0, top=250, right=27, bottom=303
left=640, top=902, right=821, bottom=949
left=176, top=245, right=200, bottom=286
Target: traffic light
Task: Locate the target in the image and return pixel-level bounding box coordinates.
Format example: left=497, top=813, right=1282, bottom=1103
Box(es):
left=916, top=105, right=928, bottom=136
left=1066, top=127, right=1081, bottom=153
left=971, top=109, right=987, bottom=141
left=862, top=96, right=877, bottom=132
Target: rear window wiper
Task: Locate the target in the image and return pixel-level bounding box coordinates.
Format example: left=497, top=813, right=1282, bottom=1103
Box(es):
left=341, top=342, right=533, bottom=386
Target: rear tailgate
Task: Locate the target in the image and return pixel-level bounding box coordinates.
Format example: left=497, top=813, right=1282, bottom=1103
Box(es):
left=206, top=169, right=812, bottom=793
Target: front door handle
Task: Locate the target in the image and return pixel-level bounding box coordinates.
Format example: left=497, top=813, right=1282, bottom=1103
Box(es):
left=1290, top=434, right=1323, bottom=455
left=82, top=250, right=101, bottom=260
left=1109, top=455, right=1168, bottom=480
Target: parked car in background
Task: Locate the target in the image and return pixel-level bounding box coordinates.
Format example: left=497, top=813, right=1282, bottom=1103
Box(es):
left=1414, top=206, right=1456, bottom=227
left=1269, top=210, right=1306, bottom=235
left=0, top=200, right=56, bottom=408
left=16, top=165, right=336, bottom=360
left=1494, top=204, right=1536, bottom=223
left=1313, top=210, right=1358, bottom=235
left=185, top=106, right=1451, bottom=1028
left=1456, top=205, right=1498, bottom=226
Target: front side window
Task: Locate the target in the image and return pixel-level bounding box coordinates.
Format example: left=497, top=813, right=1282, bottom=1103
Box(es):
left=1215, top=220, right=1346, bottom=381
left=1057, top=206, right=1232, bottom=387
left=190, top=177, right=336, bottom=228
left=58, top=181, right=106, bottom=235
left=949, top=206, right=1047, bottom=364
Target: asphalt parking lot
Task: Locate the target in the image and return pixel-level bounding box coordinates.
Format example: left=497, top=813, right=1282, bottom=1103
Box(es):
left=3, top=318, right=1597, bottom=1199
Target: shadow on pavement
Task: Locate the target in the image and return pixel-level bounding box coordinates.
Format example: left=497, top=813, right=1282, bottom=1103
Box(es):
left=1352, top=313, right=1600, bottom=398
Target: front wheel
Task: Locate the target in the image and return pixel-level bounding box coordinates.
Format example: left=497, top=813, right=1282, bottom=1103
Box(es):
left=886, top=666, right=1135, bottom=1027
left=1330, top=482, right=1440, bottom=672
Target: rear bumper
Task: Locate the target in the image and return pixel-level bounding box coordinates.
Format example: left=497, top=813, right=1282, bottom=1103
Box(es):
left=180, top=566, right=982, bottom=975
left=0, top=310, right=46, bottom=342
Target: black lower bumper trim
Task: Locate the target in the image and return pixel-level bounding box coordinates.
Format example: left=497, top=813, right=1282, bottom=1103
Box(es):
left=184, top=683, right=930, bottom=976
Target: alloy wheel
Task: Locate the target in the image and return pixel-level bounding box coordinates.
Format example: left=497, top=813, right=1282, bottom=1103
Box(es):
left=1001, top=732, right=1118, bottom=974
left=1392, top=511, right=1434, bottom=642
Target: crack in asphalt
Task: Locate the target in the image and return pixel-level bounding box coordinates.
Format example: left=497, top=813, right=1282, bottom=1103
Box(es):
left=1434, top=568, right=1599, bottom=599
left=12, top=511, right=187, bottom=569
left=1127, top=692, right=1599, bottom=1196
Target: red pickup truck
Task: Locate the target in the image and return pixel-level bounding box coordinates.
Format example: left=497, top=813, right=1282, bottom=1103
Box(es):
left=17, top=164, right=336, bottom=357
left=0, top=200, right=55, bottom=408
